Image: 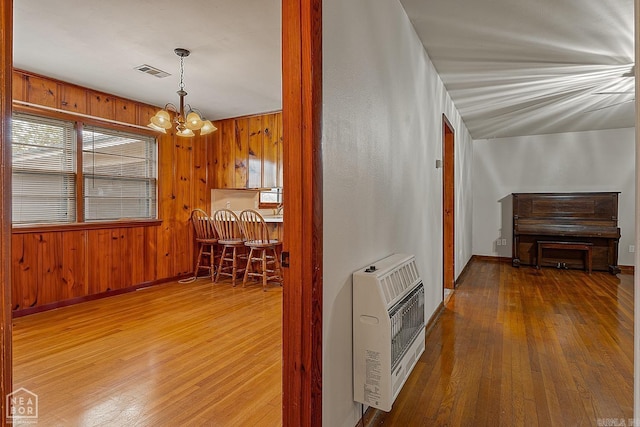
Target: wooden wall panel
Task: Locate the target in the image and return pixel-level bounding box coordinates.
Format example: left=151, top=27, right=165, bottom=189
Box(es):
left=11, top=70, right=25, bottom=102
left=11, top=234, right=38, bottom=309
left=115, top=98, right=136, bottom=124
left=173, top=139, right=194, bottom=276
left=112, top=229, right=127, bottom=290
left=276, top=112, right=284, bottom=188
left=138, top=104, right=158, bottom=128
left=248, top=116, right=263, bottom=188
left=88, top=92, right=115, bottom=121
left=156, top=132, right=176, bottom=280
left=216, top=119, right=236, bottom=188
left=61, top=231, right=87, bottom=299
left=87, top=229, right=113, bottom=294
left=14, top=69, right=161, bottom=128
left=210, top=112, right=283, bottom=190
left=127, top=227, right=146, bottom=287
left=263, top=113, right=278, bottom=189
left=26, top=74, right=57, bottom=108
left=143, top=226, right=158, bottom=283
left=235, top=118, right=249, bottom=188
left=60, top=84, right=87, bottom=114
left=192, top=135, right=211, bottom=212
left=38, top=232, right=63, bottom=305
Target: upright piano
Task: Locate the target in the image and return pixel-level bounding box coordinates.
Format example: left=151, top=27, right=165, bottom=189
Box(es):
left=512, top=192, right=620, bottom=274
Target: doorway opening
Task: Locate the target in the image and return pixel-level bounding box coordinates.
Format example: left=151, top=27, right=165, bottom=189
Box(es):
left=442, top=115, right=455, bottom=303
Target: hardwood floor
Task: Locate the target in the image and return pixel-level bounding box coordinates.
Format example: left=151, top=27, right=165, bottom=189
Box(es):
left=368, top=258, right=633, bottom=426
left=12, top=279, right=282, bottom=426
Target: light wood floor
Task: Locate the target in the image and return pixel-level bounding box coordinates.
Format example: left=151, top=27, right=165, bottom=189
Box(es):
left=12, top=278, right=282, bottom=426
left=369, top=258, right=634, bottom=426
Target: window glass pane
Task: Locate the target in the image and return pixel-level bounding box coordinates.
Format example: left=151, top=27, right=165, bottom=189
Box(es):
left=84, top=177, right=156, bottom=221
left=11, top=113, right=76, bottom=224
left=82, top=126, right=157, bottom=221
left=259, top=188, right=282, bottom=204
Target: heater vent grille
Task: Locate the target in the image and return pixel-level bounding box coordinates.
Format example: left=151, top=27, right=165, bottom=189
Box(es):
left=380, top=258, right=420, bottom=305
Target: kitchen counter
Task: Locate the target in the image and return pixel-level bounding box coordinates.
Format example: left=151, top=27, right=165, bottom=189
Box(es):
left=261, top=214, right=284, bottom=223
left=227, top=211, right=282, bottom=223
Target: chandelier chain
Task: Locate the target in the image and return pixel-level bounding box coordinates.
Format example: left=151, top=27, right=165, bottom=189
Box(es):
left=179, top=55, right=185, bottom=91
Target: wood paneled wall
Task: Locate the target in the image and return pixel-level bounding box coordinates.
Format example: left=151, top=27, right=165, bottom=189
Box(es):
left=12, top=70, right=158, bottom=125
left=213, top=112, right=283, bottom=189
left=11, top=69, right=216, bottom=313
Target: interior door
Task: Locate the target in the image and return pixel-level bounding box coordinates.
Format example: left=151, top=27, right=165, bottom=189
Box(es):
left=443, top=115, right=455, bottom=295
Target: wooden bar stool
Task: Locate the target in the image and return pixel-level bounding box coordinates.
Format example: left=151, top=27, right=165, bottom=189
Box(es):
left=238, top=209, right=283, bottom=291
left=212, top=209, right=246, bottom=286
left=189, top=208, right=217, bottom=279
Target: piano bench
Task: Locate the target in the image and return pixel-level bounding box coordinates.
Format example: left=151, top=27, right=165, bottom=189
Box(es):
left=537, top=241, right=593, bottom=274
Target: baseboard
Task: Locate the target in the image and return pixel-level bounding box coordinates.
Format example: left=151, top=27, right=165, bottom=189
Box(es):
left=470, top=255, right=511, bottom=264
left=618, top=265, right=634, bottom=274
left=12, top=273, right=192, bottom=318
left=360, top=406, right=385, bottom=427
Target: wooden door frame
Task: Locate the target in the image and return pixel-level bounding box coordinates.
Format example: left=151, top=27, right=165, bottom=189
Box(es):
left=0, top=0, right=13, bottom=424
left=282, top=0, right=323, bottom=425
left=0, top=0, right=323, bottom=425
left=442, top=115, right=455, bottom=294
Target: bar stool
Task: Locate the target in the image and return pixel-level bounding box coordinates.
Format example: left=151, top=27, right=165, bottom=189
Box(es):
left=238, top=209, right=283, bottom=291
left=212, top=209, right=246, bottom=286
left=189, top=208, right=217, bottom=279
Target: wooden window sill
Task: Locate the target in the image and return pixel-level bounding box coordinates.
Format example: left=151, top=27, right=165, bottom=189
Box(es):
left=12, top=219, right=163, bottom=234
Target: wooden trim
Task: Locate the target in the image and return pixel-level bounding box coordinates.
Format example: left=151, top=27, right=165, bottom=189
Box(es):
left=0, top=0, right=12, bottom=422
left=216, top=109, right=283, bottom=122
left=442, top=115, right=455, bottom=292
left=454, top=256, right=474, bottom=286
left=13, top=101, right=158, bottom=136
left=12, top=219, right=162, bottom=234
left=76, top=122, right=85, bottom=222
left=11, top=273, right=190, bottom=318
left=619, top=265, right=634, bottom=275
left=425, top=301, right=446, bottom=336
left=472, top=255, right=512, bottom=264
left=282, top=0, right=323, bottom=425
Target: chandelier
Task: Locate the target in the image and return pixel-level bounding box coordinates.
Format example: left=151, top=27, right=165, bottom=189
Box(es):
left=147, top=48, right=217, bottom=137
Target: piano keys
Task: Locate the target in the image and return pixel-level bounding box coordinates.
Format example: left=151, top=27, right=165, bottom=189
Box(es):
left=512, top=192, right=620, bottom=274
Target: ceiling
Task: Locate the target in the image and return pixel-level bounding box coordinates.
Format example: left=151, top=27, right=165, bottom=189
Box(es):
left=400, top=0, right=636, bottom=139
left=14, top=0, right=635, bottom=140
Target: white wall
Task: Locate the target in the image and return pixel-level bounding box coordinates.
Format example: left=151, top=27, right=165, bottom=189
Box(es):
left=473, top=127, right=636, bottom=266
left=322, top=1, right=474, bottom=426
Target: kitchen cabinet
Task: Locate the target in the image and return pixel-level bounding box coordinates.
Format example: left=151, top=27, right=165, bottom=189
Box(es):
left=213, top=111, right=283, bottom=189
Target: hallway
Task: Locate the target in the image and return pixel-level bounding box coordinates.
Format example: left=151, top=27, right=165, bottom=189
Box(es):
left=369, top=258, right=633, bottom=426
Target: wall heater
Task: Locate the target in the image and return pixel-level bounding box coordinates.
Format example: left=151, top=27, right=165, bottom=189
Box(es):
left=353, top=253, right=425, bottom=412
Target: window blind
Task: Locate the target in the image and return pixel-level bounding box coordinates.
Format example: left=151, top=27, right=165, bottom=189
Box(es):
left=82, top=126, right=157, bottom=221
left=12, top=113, right=76, bottom=224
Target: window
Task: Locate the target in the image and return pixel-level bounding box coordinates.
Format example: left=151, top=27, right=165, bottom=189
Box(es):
left=12, top=113, right=157, bottom=225
left=82, top=126, right=156, bottom=221
left=12, top=114, right=76, bottom=224
left=258, top=188, right=283, bottom=208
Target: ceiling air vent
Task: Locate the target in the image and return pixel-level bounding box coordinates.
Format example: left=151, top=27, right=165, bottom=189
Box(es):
left=134, top=64, right=170, bottom=78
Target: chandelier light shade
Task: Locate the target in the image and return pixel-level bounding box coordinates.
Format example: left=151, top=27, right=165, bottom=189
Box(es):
left=147, top=48, right=217, bottom=137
